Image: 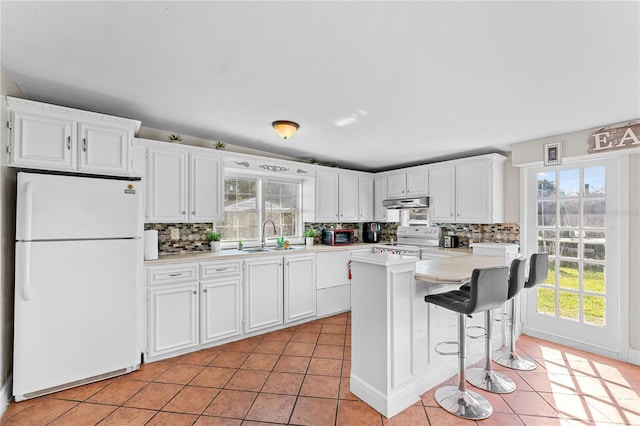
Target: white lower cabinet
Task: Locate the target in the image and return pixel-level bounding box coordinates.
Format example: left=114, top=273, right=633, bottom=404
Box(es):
left=200, top=260, right=242, bottom=345
left=284, top=254, right=316, bottom=323
left=316, top=251, right=351, bottom=317
left=243, top=257, right=284, bottom=333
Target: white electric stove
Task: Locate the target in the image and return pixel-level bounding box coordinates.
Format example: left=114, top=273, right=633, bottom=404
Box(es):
left=373, top=226, right=441, bottom=258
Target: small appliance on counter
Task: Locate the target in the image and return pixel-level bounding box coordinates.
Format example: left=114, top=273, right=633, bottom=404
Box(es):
left=322, top=229, right=355, bottom=246
left=443, top=235, right=460, bottom=248
left=362, top=222, right=381, bottom=243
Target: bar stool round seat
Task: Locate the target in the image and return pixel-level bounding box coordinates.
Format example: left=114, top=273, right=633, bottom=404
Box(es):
left=465, top=258, right=525, bottom=393
left=493, top=253, right=549, bottom=371
left=425, top=266, right=509, bottom=420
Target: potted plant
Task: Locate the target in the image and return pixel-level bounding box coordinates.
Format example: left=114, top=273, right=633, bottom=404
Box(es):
left=215, top=141, right=226, bottom=150
left=304, top=228, right=317, bottom=246
left=168, top=133, right=182, bottom=143
left=207, top=231, right=222, bottom=251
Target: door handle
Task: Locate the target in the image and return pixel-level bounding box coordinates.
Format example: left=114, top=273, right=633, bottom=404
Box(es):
left=23, top=181, right=34, bottom=241
left=82, top=138, right=87, bottom=152
left=66, top=136, right=71, bottom=150
left=19, top=243, right=32, bottom=301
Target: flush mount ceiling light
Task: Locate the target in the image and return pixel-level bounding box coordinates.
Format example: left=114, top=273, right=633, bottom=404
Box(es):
left=272, top=120, right=299, bottom=140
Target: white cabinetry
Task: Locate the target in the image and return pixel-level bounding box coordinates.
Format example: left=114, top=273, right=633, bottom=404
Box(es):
left=357, top=176, right=374, bottom=222
left=339, top=173, right=359, bottom=221
left=374, top=176, right=399, bottom=222
left=146, top=143, right=223, bottom=223
left=387, top=168, right=429, bottom=198
left=7, top=97, right=139, bottom=176
left=147, top=264, right=199, bottom=359
left=316, top=251, right=351, bottom=317
left=284, top=254, right=316, bottom=324
left=243, top=257, right=284, bottom=333
left=429, top=154, right=505, bottom=224
left=314, top=170, right=340, bottom=222
left=306, top=170, right=374, bottom=223
left=200, top=260, right=242, bottom=345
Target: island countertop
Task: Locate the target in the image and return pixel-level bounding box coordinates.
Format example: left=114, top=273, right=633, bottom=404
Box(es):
left=415, top=254, right=506, bottom=284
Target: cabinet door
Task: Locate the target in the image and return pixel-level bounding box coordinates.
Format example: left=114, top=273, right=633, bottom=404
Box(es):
left=316, top=251, right=350, bottom=289
left=456, top=161, right=492, bottom=223
left=189, top=153, right=223, bottom=222
left=284, top=254, right=316, bottom=323
left=429, top=166, right=456, bottom=222
left=315, top=171, right=340, bottom=222
left=387, top=173, right=406, bottom=198
left=147, top=148, right=188, bottom=222
left=148, top=282, right=199, bottom=358
left=78, top=122, right=132, bottom=175
left=357, top=176, right=374, bottom=222
left=339, top=174, right=359, bottom=221
left=406, top=169, right=429, bottom=196
left=201, top=277, right=242, bottom=344
left=374, top=176, right=399, bottom=222
left=10, top=111, right=76, bottom=170
left=244, top=258, right=283, bottom=333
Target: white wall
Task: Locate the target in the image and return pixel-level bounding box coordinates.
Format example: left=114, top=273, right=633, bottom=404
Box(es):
left=511, top=122, right=640, bottom=355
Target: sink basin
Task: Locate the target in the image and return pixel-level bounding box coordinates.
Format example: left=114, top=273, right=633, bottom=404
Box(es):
left=270, top=246, right=302, bottom=251
left=240, top=247, right=273, bottom=252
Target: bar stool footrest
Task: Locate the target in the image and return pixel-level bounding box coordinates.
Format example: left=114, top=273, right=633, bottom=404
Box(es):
left=434, top=341, right=459, bottom=356
left=466, top=325, right=486, bottom=339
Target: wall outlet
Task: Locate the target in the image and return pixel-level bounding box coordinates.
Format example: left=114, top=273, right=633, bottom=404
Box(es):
left=170, top=228, right=180, bottom=240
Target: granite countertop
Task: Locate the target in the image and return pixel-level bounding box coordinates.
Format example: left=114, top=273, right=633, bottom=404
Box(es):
left=145, top=242, right=375, bottom=266
left=415, top=254, right=506, bottom=284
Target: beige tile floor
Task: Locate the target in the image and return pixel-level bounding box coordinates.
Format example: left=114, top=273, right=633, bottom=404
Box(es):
left=2, top=312, right=639, bottom=425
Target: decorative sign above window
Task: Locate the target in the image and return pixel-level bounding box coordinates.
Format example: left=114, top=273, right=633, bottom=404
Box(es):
left=589, top=123, right=640, bottom=153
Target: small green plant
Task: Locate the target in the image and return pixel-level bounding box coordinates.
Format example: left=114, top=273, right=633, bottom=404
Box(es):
left=215, top=141, right=226, bottom=149
left=304, top=229, right=317, bottom=238
left=206, top=231, right=221, bottom=242
left=309, top=158, right=318, bottom=164
left=168, top=133, right=182, bottom=142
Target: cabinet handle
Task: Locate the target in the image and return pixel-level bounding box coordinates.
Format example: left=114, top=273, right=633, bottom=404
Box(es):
left=181, top=211, right=185, bottom=215
left=286, top=262, right=290, bottom=266
left=168, top=273, right=182, bottom=277
left=66, top=136, right=71, bottom=150
left=82, top=138, right=87, bottom=152
left=215, top=268, right=227, bottom=272
left=192, top=211, right=196, bottom=215
left=203, top=288, right=208, bottom=293
left=192, top=290, right=197, bottom=294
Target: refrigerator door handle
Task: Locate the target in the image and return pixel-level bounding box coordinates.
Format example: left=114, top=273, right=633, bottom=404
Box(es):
left=23, top=181, right=34, bottom=241
left=18, top=243, right=32, bottom=301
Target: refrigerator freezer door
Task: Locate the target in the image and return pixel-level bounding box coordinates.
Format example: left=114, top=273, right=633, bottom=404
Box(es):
left=13, top=239, right=139, bottom=400
left=16, top=172, right=140, bottom=241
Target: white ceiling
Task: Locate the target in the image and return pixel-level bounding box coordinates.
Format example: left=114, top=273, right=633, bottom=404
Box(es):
left=2, top=1, right=638, bottom=172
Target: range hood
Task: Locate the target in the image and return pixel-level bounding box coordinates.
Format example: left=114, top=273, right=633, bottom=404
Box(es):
left=382, top=196, right=429, bottom=209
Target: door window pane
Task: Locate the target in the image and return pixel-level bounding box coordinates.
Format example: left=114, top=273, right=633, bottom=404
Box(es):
left=544, top=259, right=556, bottom=286
left=537, top=171, right=556, bottom=198
left=583, top=199, right=606, bottom=228
left=559, top=291, right=579, bottom=321
left=558, top=231, right=579, bottom=258
left=537, top=287, right=555, bottom=316
left=584, top=263, right=605, bottom=293
left=583, top=231, right=606, bottom=260
left=558, top=261, right=579, bottom=289
left=537, top=230, right=556, bottom=255
left=584, top=166, right=606, bottom=196
left=559, top=199, right=580, bottom=227
left=584, top=295, right=606, bottom=326
left=538, top=200, right=556, bottom=226
left=559, top=169, right=580, bottom=197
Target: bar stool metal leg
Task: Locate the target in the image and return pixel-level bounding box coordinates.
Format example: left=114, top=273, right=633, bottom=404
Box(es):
left=434, top=313, right=493, bottom=420
left=493, top=297, right=537, bottom=371
left=467, top=310, right=516, bottom=393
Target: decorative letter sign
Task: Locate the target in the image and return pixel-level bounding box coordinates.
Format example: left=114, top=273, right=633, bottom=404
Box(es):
left=589, top=124, right=640, bottom=153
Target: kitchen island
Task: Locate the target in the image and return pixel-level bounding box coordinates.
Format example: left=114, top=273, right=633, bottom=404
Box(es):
left=349, top=251, right=507, bottom=418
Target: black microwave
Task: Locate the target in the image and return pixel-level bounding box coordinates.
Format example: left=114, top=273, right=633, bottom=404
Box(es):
left=322, top=229, right=355, bottom=246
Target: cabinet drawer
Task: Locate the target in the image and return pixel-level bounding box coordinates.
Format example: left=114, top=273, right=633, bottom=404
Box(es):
left=201, top=260, right=242, bottom=280
left=148, top=263, right=199, bottom=286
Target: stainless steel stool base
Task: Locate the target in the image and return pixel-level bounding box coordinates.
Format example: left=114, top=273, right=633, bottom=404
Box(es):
left=493, top=349, right=537, bottom=371
left=434, top=386, right=493, bottom=420
left=466, top=367, right=516, bottom=393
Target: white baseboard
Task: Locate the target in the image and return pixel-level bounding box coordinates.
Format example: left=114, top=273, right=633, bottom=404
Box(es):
left=522, top=328, right=621, bottom=361
left=0, top=375, right=13, bottom=418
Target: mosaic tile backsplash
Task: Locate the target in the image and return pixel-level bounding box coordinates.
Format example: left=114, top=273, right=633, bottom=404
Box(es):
left=145, top=222, right=519, bottom=254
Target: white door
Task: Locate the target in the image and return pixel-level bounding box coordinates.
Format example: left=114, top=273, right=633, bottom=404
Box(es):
left=358, top=176, right=374, bottom=221
left=147, top=148, right=188, bottom=222
left=315, top=171, right=339, bottom=221
left=284, top=255, right=316, bottom=323
left=406, top=169, right=429, bottom=196
left=339, top=174, right=359, bottom=221
left=189, top=153, right=223, bottom=222
left=456, top=161, right=492, bottom=223
left=429, top=166, right=455, bottom=222
left=523, top=157, right=623, bottom=355
left=10, top=111, right=76, bottom=170
left=244, top=258, right=283, bottom=333
left=77, top=122, right=131, bottom=175
left=14, top=239, right=138, bottom=399
left=387, top=173, right=406, bottom=198
left=201, top=277, right=242, bottom=344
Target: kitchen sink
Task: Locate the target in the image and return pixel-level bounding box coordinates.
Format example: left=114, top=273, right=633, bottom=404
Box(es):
left=240, top=246, right=303, bottom=253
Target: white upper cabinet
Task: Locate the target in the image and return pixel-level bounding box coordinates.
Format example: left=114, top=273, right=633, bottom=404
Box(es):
left=429, top=154, right=505, bottom=224
left=357, top=175, right=374, bottom=222
left=7, top=97, right=139, bottom=176
left=146, top=143, right=223, bottom=223
left=387, top=168, right=429, bottom=198
left=339, top=173, right=359, bottom=221
left=314, top=170, right=340, bottom=222
left=374, top=176, right=399, bottom=222
left=307, top=169, right=373, bottom=223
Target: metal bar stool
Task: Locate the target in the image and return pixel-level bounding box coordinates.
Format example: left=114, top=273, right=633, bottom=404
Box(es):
left=424, top=266, right=509, bottom=420
left=465, top=257, right=525, bottom=393
left=493, top=253, right=549, bottom=371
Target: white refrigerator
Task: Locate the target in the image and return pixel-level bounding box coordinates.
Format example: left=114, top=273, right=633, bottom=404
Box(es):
left=14, top=172, right=142, bottom=401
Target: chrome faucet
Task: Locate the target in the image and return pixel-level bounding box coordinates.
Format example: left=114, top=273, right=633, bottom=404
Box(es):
left=261, top=219, right=277, bottom=248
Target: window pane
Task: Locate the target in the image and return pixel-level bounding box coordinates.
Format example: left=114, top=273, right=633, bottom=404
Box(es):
left=584, top=263, right=605, bottom=294
left=222, top=177, right=258, bottom=241
left=583, top=199, right=606, bottom=228
left=559, top=291, right=579, bottom=321
left=537, top=230, right=556, bottom=255
left=559, top=169, right=580, bottom=197
left=584, top=166, right=606, bottom=196
left=583, top=231, right=605, bottom=260
left=219, top=210, right=258, bottom=240
left=537, top=287, right=555, bottom=316
left=544, top=259, right=556, bottom=286
left=538, top=200, right=556, bottom=226
left=265, top=180, right=300, bottom=238
left=558, top=260, right=579, bottom=289
left=559, top=199, right=580, bottom=227
left=558, top=231, right=579, bottom=258
left=537, top=171, right=556, bottom=198
left=583, top=295, right=606, bottom=326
